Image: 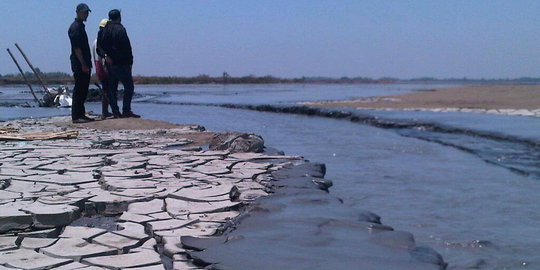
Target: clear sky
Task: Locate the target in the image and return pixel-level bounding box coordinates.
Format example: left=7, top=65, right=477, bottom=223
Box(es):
left=1, top=0, right=538, bottom=79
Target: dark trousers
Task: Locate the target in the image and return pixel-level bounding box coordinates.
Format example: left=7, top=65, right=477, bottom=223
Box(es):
left=107, top=65, right=134, bottom=114
left=99, top=77, right=110, bottom=115
left=72, top=70, right=90, bottom=120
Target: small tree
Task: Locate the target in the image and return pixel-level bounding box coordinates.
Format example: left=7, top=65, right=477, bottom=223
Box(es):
left=222, top=72, right=231, bottom=83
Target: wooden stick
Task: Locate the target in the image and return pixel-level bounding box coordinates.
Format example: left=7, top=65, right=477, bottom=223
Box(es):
left=6, top=48, right=43, bottom=106
left=14, top=43, right=49, bottom=94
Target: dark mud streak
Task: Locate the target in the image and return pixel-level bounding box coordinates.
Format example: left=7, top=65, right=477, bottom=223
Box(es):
left=139, top=100, right=540, bottom=147
left=224, top=104, right=540, bottom=147
left=138, top=100, right=540, bottom=179
left=398, top=132, right=533, bottom=177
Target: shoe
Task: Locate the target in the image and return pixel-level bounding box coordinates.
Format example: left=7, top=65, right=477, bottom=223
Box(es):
left=112, top=113, right=122, bottom=119
left=101, top=112, right=113, bottom=120
left=122, top=111, right=141, bottom=118
left=81, top=116, right=95, bottom=121
left=72, top=118, right=91, bottom=123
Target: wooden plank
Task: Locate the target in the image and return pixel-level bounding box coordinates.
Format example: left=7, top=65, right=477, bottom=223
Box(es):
left=0, top=131, right=79, bottom=141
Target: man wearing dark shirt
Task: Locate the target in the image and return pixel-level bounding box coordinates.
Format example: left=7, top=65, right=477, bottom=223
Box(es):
left=101, top=9, right=140, bottom=118
left=68, top=3, right=94, bottom=123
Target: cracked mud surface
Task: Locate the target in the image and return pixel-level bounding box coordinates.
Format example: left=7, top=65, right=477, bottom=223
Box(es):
left=0, top=116, right=301, bottom=269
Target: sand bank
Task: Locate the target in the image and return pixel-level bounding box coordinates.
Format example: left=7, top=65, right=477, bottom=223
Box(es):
left=303, top=84, right=540, bottom=117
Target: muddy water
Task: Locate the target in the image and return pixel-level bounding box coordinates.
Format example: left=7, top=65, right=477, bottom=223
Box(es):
left=2, top=83, right=539, bottom=269
left=134, top=103, right=540, bottom=269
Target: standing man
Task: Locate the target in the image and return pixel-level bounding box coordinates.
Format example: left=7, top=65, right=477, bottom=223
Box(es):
left=101, top=9, right=140, bottom=118
left=93, top=18, right=112, bottom=119
left=68, top=3, right=94, bottom=123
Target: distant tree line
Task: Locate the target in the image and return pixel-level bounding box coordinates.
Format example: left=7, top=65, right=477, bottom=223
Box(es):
left=0, top=68, right=72, bottom=85
left=132, top=74, right=286, bottom=84
left=1, top=69, right=538, bottom=85
left=407, top=77, right=540, bottom=82
left=1, top=68, right=71, bottom=79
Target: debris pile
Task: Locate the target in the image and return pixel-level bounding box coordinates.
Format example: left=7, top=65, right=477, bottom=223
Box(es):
left=41, top=86, right=72, bottom=108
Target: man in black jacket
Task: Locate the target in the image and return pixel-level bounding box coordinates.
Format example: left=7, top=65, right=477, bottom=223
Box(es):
left=68, top=3, right=95, bottom=123
left=100, top=9, right=140, bottom=118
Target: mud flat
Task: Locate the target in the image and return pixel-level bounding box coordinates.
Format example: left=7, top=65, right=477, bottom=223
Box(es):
left=302, top=84, right=540, bottom=117
left=0, top=116, right=446, bottom=269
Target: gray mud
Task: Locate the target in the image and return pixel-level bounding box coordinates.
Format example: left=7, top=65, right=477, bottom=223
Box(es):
left=182, top=163, right=446, bottom=270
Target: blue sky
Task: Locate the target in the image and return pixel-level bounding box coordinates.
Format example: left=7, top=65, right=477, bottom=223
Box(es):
left=1, top=0, right=538, bottom=78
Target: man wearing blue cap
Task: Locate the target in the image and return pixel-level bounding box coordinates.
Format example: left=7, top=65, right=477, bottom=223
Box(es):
left=68, top=3, right=94, bottom=123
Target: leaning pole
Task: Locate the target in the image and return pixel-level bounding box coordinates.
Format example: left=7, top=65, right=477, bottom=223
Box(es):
left=6, top=48, right=42, bottom=106
left=14, top=43, right=49, bottom=94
